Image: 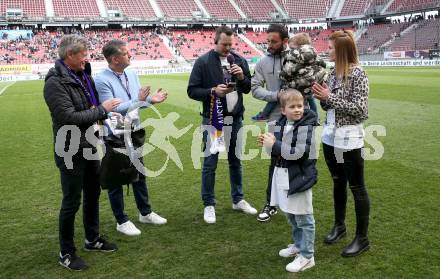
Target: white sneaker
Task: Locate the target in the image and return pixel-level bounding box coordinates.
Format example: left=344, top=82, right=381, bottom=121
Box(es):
left=232, top=200, right=258, bottom=215
left=139, top=212, right=167, bottom=225
left=116, top=220, right=141, bottom=236
left=204, top=206, right=216, bottom=224
left=286, top=255, right=315, bottom=273
left=279, top=244, right=300, bottom=258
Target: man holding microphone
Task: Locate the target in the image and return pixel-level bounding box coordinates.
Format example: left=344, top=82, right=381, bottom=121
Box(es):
left=187, top=26, right=257, bottom=224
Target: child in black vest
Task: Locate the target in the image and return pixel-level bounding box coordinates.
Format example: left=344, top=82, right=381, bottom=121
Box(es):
left=258, top=89, right=318, bottom=272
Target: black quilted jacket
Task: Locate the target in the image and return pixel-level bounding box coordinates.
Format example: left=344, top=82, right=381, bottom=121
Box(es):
left=44, top=60, right=107, bottom=168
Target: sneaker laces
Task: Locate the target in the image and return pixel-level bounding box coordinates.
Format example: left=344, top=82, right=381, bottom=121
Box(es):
left=123, top=221, right=137, bottom=230
left=205, top=206, right=215, bottom=217
left=263, top=204, right=270, bottom=212
left=287, top=244, right=297, bottom=253
left=87, top=234, right=108, bottom=245
left=239, top=200, right=251, bottom=208
left=148, top=212, right=161, bottom=222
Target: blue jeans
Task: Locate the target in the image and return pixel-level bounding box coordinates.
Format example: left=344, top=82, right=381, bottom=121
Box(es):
left=201, top=116, right=244, bottom=206
left=286, top=213, right=315, bottom=259
left=108, top=164, right=152, bottom=225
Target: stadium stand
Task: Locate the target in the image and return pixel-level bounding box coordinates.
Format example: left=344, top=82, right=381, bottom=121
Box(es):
left=156, top=0, right=200, bottom=18
left=234, top=0, right=277, bottom=19
left=357, top=21, right=412, bottom=53
left=386, top=0, right=440, bottom=13
left=0, top=29, right=173, bottom=64
left=275, top=0, right=331, bottom=19
left=52, top=0, right=100, bottom=17
left=340, top=0, right=373, bottom=16
left=103, top=0, right=156, bottom=18
left=200, top=0, right=242, bottom=19
left=243, top=31, right=268, bottom=52
left=166, top=29, right=259, bottom=60
left=389, top=18, right=440, bottom=51
left=0, top=0, right=46, bottom=17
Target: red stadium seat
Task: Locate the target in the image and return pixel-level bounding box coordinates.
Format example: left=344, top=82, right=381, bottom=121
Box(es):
left=53, top=0, right=100, bottom=17
left=0, top=0, right=46, bottom=17
left=200, top=0, right=241, bottom=19
left=103, top=0, right=156, bottom=18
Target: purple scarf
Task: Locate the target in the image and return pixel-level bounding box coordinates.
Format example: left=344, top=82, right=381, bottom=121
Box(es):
left=59, top=59, right=98, bottom=106
left=210, top=92, right=224, bottom=135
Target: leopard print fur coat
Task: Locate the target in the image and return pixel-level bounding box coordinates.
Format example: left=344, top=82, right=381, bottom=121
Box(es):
left=321, top=65, right=369, bottom=127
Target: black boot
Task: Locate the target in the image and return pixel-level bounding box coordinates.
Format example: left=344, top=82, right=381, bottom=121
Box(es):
left=324, top=224, right=346, bottom=244
left=341, top=235, right=369, bottom=257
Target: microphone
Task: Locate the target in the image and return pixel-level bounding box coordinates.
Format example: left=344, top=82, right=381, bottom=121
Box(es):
left=226, top=54, right=236, bottom=84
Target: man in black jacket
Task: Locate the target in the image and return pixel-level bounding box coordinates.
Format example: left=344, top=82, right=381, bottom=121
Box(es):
left=44, top=34, right=120, bottom=271
left=187, top=26, right=257, bottom=224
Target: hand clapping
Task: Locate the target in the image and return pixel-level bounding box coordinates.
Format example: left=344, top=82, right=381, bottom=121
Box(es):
left=138, top=86, right=151, bottom=101
left=312, top=82, right=330, bottom=101
left=150, top=88, right=168, bottom=104
left=257, top=133, right=276, bottom=148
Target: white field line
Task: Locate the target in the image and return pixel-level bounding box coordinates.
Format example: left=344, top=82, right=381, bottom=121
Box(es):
left=0, top=81, right=16, bottom=96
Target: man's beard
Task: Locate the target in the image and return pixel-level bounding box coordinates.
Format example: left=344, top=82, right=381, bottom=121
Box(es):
left=268, top=47, right=282, bottom=55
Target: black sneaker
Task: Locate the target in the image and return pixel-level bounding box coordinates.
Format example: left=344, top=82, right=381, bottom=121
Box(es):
left=59, top=252, right=88, bottom=271
left=257, top=204, right=278, bottom=222
left=84, top=236, right=118, bottom=252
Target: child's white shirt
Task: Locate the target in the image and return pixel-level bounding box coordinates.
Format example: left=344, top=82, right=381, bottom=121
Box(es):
left=269, top=123, right=313, bottom=215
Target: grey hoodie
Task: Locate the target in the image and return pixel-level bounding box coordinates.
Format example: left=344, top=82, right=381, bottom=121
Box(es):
left=251, top=52, right=283, bottom=121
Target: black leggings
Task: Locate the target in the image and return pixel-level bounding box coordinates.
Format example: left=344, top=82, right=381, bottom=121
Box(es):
left=323, top=143, right=370, bottom=237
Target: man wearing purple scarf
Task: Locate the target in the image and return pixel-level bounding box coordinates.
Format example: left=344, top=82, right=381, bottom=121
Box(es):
left=188, top=26, right=257, bottom=224
left=44, top=35, right=120, bottom=271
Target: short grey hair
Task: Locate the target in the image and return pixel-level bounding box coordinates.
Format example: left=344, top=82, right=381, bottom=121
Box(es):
left=102, top=40, right=127, bottom=63
left=58, top=34, right=88, bottom=60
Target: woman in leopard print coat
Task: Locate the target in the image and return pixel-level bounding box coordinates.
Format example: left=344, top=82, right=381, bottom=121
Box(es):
left=312, top=30, right=371, bottom=257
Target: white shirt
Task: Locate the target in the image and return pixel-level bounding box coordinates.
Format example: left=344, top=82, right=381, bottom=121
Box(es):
left=270, top=167, right=313, bottom=215
left=220, top=57, right=238, bottom=113
left=322, top=109, right=365, bottom=150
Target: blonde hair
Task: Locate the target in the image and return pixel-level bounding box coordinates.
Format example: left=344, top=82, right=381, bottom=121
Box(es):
left=289, top=33, right=311, bottom=47
left=279, top=88, right=304, bottom=108
left=329, top=30, right=359, bottom=82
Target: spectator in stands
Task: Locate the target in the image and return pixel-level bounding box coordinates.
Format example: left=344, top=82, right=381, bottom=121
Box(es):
left=95, top=39, right=168, bottom=236
left=187, top=26, right=257, bottom=224
left=43, top=34, right=119, bottom=271
left=251, top=24, right=288, bottom=222
left=312, top=30, right=371, bottom=257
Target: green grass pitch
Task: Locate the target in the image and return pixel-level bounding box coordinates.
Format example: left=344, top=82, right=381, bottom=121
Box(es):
left=0, top=67, right=439, bottom=278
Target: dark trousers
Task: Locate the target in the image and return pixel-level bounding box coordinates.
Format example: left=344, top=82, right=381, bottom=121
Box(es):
left=201, top=117, right=244, bottom=206
left=265, top=157, right=276, bottom=204
left=59, top=159, right=100, bottom=255
left=322, top=143, right=370, bottom=237
left=107, top=168, right=152, bottom=225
